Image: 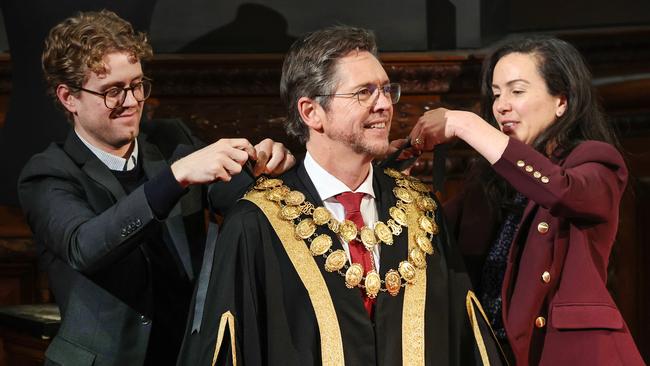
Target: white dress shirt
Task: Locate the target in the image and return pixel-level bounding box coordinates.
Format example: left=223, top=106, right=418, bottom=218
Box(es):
left=76, top=132, right=138, bottom=171
left=303, top=152, right=380, bottom=270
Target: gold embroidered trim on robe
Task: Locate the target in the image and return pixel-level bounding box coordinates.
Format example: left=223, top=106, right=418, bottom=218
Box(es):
left=466, top=290, right=510, bottom=366
left=402, top=196, right=427, bottom=364
left=245, top=190, right=345, bottom=366
left=212, top=311, right=237, bottom=366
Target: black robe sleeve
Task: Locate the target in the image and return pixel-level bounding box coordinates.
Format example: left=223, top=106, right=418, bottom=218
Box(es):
left=177, top=200, right=267, bottom=366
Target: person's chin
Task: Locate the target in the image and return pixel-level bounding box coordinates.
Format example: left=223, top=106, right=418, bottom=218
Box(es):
left=116, top=126, right=139, bottom=143
left=366, top=140, right=390, bottom=158
left=114, top=134, right=137, bottom=149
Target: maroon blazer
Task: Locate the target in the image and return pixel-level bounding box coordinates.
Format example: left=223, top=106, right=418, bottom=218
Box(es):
left=445, top=138, right=645, bottom=366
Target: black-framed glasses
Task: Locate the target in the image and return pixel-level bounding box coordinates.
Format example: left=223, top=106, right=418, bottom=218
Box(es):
left=316, top=82, right=401, bottom=106
left=71, top=78, right=152, bottom=110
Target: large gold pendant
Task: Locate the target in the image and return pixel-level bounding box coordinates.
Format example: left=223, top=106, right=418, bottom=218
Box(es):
left=385, top=270, right=401, bottom=296
left=339, top=220, right=358, bottom=243
left=345, top=263, right=364, bottom=288
left=365, top=271, right=381, bottom=299
left=312, top=207, right=331, bottom=225
left=310, top=234, right=332, bottom=256
left=281, top=205, right=302, bottom=220
left=415, top=233, right=434, bottom=255
left=360, top=227, right=377, bottom=250
left=295, top=218, right=316, bottom=239
left=374, top=222, right=393, bottom=245
left=325, top=250, right=347, bottom=272
left=389, top=207, right=408, bottom=227
left=398, top=261, right=417, bottom=284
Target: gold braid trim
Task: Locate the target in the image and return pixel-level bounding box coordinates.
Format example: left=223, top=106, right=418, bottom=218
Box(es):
left=244, top=190, right=345, bottom=366
left=466, top=290, right=510, bottom=366
left=212, top=311, right=237, bottom=366
left=402, top=197, right=427, bottom=364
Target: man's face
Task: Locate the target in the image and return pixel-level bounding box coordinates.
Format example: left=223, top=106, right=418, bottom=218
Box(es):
left=317, top=50, right=393, bottom=158
left=70, top=51, right=145, bottom=155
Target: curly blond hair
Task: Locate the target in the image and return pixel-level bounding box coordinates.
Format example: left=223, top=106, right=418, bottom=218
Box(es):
left=42, top=9, right=153, bottom=120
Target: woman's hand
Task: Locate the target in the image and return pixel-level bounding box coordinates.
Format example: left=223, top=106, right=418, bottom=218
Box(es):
left=410, top=108, right=457, bottom=151
left=410, top=108, right=509, bottom=164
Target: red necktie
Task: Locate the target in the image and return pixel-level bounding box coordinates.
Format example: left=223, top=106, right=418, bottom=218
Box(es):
left=335, top=191, right=375, bottom=317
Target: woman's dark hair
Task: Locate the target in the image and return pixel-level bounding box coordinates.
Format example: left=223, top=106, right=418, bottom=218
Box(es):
left=474, top=35, right=621, bottom=218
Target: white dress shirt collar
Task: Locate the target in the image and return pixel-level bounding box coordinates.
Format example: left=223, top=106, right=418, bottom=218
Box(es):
left=303, top=151, right=375, bottom=202
left=303, top=152, right=380, bottom=269
left=76, top=132, right=139, bottom=171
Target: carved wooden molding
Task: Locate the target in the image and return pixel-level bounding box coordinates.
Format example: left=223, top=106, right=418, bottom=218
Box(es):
left=145, top=53, right=482, bottom=97
left=557, top=26, right=650, bottom=75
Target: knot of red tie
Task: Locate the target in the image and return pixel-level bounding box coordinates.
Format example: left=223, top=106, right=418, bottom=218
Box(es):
left=335, top=191, right=365, bottom=227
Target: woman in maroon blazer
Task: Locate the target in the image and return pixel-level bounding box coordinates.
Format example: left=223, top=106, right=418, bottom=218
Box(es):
left=409, top=36, right=645, bottom=365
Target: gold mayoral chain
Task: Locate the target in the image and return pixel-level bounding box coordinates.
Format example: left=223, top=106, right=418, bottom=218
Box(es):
left=252, top=168, right=439, bottom=299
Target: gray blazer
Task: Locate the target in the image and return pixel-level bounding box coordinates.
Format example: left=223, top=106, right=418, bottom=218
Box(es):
left=18, top=119, right=249, bottom=365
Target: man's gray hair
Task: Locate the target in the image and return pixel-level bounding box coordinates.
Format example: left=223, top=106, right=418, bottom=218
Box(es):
left=280, top=26, right=378, bottom=144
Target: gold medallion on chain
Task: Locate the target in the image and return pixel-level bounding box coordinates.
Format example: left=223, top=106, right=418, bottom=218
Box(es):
left=252, top=168, right=439, bottom=298
left=312, top=207, right=331, bottom=225
left=365, top=271, right=381, bottom=298
left=285, top=191, right=305, bottom=206
left=374, top=222, right=393, bottom=245
left=339, top=220, right=358, bottom=242
left=345, top=263, right=364, bottom=288
left=295, top=218, right=316, bottom=239
left=325, top=250, right=347, bottom=272
left=310, top=234, right=332, bottom=256
left=398, top=261, right=417, bottom=284
left=360, top=227, right=377, bottom=250
left=385, top=270, right=402, bottom=296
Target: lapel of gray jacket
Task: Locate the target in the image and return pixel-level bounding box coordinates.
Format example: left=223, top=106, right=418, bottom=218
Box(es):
left=140, top=137, right=195, bottom=281
left=64, top=132, right=127, bottom=199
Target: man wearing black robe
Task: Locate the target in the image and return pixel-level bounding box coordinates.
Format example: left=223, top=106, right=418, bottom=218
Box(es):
left=178, top=26, right=501, bottom=366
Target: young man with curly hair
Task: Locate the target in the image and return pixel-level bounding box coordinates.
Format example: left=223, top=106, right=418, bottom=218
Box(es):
left=19, top=10, right=293, bottom=366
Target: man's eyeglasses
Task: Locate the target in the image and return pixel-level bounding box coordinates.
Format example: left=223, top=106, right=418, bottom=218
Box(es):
left=316, top=83, right=401, bottom=106
left=71, top=78, right=152, bottom=110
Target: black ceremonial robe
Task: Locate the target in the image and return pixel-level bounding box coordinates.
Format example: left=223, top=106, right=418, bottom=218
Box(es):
left=177, top=161, right=500, bottom=366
